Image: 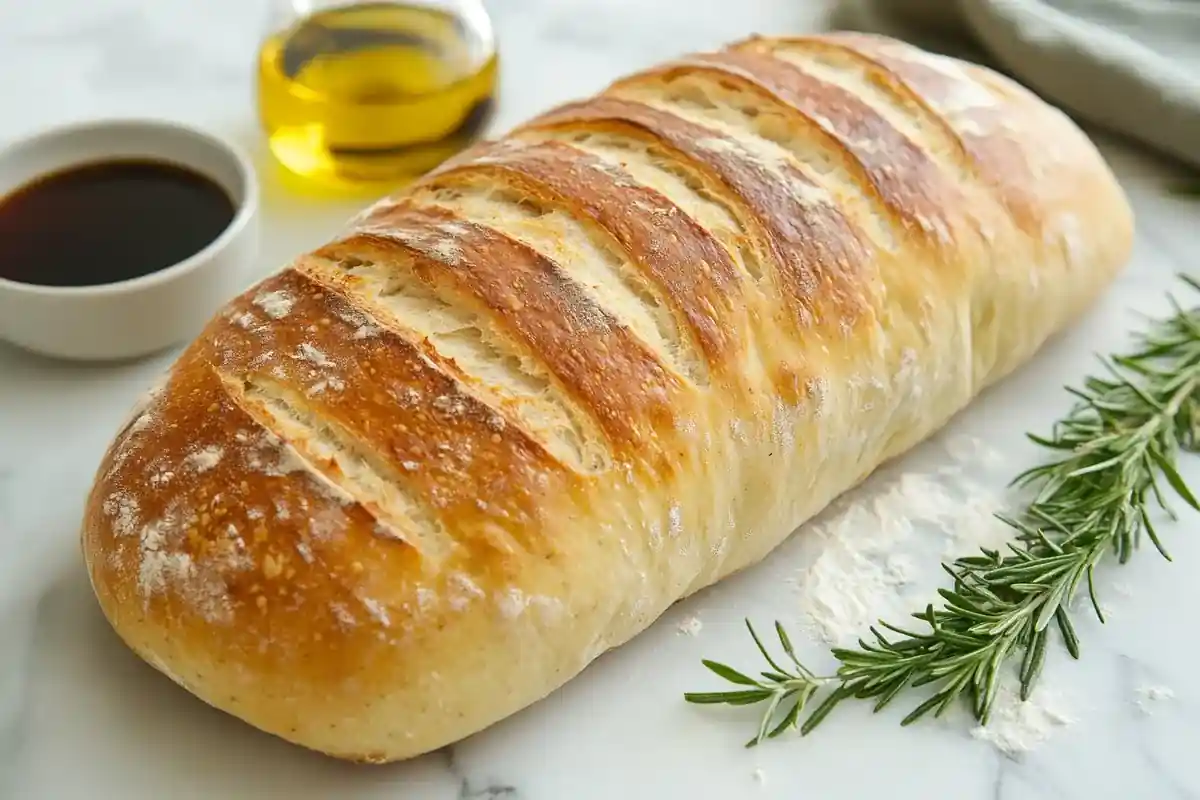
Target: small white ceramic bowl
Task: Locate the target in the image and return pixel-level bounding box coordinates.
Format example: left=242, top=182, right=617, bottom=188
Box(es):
left=0, top=118, right=260, bottom=362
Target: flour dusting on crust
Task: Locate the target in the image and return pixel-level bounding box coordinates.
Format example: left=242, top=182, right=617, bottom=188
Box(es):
left=138, top=517, right=192, bottom=597
left=253, top=289, right=295, bottom=320
left=494, top=587, right=564, bottom=622
left=184, top=445, right=225, bottom=473
left=448, top=572, right=484, bottom=611
left=102, top=493, right=141, bottom=537
left=359, top=596, right=393, bottom=628
left=296, top=343, right=335, bottom=368
left=130, top=499, right=245, bottom=625
left=241, top=429, right=355, bottom=506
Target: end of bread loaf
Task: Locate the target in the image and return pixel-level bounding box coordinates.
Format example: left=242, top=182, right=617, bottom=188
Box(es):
left=82, top=32, right=1131, bottom=762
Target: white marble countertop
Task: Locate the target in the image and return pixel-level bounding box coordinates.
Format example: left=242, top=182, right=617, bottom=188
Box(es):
left=3, top=0, right=1200, bottom=798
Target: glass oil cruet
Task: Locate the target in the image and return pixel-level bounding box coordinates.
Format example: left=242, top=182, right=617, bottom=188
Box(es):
left=256, top=0, right=498, bottom=187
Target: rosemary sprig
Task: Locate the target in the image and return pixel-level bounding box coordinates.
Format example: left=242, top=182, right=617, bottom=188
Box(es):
left=685, top=621, right=828, bottom=747
left=686, top=275, right=1200, bottom=746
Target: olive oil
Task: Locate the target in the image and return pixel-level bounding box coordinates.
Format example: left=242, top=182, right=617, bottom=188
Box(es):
left=256, top=1, right=498, bottom=185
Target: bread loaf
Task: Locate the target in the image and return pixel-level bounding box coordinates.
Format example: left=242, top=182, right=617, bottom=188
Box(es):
left=82, top=32, right=1133, bottom=763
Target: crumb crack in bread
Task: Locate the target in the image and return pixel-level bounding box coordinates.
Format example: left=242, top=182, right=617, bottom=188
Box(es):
left=82, top=32, right=1133, bottom=763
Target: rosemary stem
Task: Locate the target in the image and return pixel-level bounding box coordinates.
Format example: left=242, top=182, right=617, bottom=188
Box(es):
left=686, top=276, right=1200, bottom=746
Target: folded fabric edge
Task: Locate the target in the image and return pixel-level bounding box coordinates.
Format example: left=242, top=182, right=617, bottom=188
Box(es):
left=960, top=0, right=1200, bottom=172
left=828, top=0, right=1200, bottom=173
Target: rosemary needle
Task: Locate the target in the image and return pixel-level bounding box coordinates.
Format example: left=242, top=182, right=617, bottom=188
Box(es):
left=685, top=275, right=1200, bottom=747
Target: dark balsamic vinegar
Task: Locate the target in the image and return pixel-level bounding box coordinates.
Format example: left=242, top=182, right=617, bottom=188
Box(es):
left=0, top=159, right=236, bottom=288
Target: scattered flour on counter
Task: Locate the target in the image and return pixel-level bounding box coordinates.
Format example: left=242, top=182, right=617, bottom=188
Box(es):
left=883, top=552, right=917, bottom=585
left=1135, top=685, right=1175, bottom=714
left=793, top=435, right=1015, bottom=645
left=676, top=615, right=703, bottom=636
left=942, top=433, right=1006, bottom=470
left=794, top=473, right=1005, bottom=644
left=937, top=487, right=1015, bottom=560
left=970, top=679, right=1074, bottom=758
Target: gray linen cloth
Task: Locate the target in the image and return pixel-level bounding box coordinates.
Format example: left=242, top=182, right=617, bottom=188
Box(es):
left=834, top=0, right=1200, bottom=172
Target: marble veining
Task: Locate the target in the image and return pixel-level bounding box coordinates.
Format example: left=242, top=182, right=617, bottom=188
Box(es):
left=2, top=0, right=1200, bottom=798
left=445, top=745, right=520, bottom=799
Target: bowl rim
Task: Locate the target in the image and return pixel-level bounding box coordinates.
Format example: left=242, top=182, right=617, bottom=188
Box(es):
left=0, top=117, right=259, bottom=299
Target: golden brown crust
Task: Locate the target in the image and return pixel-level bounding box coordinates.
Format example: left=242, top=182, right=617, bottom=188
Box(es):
left=322, top=203, right=686, bottom=457
left=419, top=138, right=746, bottom=372
left=522, top=96, right=872, bottom=330
left=85, top=262, right=584, bottom=621
left=759, top=33, right=1052, bottom=236
left=626, top=50, right=965, bottom=249
left=226, top=268, right=575, bottom=559
left=81, top=33, right=1134, bottom=764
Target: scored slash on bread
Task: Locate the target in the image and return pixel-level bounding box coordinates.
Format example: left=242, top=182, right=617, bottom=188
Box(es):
left=81, top=32, right=1132, bottom=763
